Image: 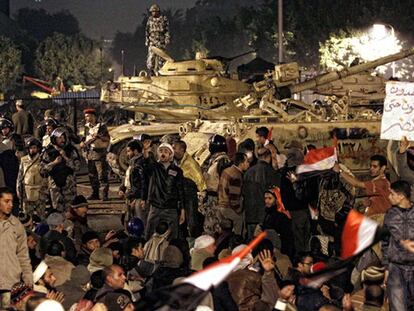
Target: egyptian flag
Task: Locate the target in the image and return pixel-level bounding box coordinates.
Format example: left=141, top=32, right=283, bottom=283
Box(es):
left=300, top=259, right=351, bottom=289
left=296, top=145, right=337, bottom=179
left=341, top=210, right=384, bottom=259
left=135, top=232, right=267, bottom=311
left=300, top=210, right=387, bottom=288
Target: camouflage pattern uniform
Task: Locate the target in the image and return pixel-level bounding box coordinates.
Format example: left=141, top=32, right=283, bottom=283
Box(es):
left=83, top=122, right=110, bottom=199
left=145, top=6, right=170, bottom=72
left=201, top=152, right=230, bottom=235
left=16, top=153, right=48, bottom=218
left=40, top=144, right=81, bottom=212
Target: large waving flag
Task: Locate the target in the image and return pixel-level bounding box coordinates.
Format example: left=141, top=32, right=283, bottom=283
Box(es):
left=341, top=210, right=381, bottom=259
left=300, top=210, right=386, bottom=288
left=136, top=232, right=267, bottom=311
left=185, top=231, right=266, bottom=290
left=296, top=146, right=337, bottom=176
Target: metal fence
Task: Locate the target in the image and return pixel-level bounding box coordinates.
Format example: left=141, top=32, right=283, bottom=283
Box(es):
left=0, top=95, right=132, bottom=135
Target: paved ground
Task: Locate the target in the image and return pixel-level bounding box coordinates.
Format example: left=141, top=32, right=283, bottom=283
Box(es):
left=77, top=173, right=124, bottom=232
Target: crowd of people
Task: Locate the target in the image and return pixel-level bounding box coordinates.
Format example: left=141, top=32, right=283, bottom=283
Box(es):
left=0, top=99, right=414, bottom=311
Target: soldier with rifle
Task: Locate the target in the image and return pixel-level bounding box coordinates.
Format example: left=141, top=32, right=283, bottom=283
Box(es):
left=16, top=138, right=47, bottom=218
left=80, top=109, right=110, bottom=201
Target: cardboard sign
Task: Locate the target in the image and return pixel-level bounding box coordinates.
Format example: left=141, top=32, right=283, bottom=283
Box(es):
left=381, top=81, right=414, bottom=141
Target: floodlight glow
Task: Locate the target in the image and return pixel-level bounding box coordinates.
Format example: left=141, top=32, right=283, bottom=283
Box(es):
left=370, top=24, right=388, bottom=40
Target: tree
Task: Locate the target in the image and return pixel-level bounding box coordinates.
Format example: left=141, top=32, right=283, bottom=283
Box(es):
left=35, top=33, right=110, bottom=87
left=0, top=36, right=22, bottom=94
left=14, top=8, right=80, bottom=42
left=319, top=29, right=413, bottom=79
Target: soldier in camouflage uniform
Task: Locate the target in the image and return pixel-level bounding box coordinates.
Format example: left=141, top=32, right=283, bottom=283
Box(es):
left=16, top=138, right=47, bottom=218
left=145, top=4, right=170, bottom=74
left=80, top=109, right=110, bottom=201
left=0, top=117, right=24, bottom=154
left=40, top=127, right=81, bottom=212
left=201, top=134, right=231, bottom=235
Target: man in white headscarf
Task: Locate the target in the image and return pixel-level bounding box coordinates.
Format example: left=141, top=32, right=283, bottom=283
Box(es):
left=145, top=143, right=185, bottom=239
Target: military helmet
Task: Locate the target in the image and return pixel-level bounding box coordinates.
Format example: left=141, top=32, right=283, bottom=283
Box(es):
left=208, top=134, right=227, bottom=154
left=44, top=118, right=59, bottom=129
left=149, top=4, right=160, bottom=12
left=25, top=137, right=42, bottom=149
left=0, top=118, right=14, bottom=131
left=50, top=127, right=68, bottom=146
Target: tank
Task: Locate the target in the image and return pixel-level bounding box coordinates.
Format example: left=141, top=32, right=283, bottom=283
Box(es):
left=101, top=48, right=253, bottom=122
left=105, top=47, right=414, bottom=173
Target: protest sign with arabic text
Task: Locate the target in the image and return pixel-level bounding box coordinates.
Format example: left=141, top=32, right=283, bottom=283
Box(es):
left=381, top=81, right=414, bottom=141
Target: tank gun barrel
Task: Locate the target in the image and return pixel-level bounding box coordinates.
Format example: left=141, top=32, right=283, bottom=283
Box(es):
left=289, top=47, right=414, bottom=95
left=208, top=50, right=257, bottom=63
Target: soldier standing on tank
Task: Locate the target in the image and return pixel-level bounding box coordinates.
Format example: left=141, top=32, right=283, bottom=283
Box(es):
left=201, top=134, right=231, bottom=235
left=80, top=109, right=110, bottom=201
left=16, top=138, right=47, bottom=218
left=40, top=127, right=81, bottom=212
left=145, top=4, right=170, bottom=74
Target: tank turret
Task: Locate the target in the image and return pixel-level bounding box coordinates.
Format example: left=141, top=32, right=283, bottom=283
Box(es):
left=256, top=47, right=414, bottom=101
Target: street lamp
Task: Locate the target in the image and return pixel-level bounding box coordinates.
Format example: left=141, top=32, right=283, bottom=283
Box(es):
left=369, top=23, right=397, bottom=76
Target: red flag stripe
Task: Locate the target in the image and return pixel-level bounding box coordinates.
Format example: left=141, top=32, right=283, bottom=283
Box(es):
left=303, top=147, right=335, bottom=165
left=341, top=210, right=378, bottom=259
left=184, top=232, right=267, bottom=290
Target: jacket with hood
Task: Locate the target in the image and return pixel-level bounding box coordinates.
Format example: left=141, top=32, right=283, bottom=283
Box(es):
left=143, top=230, right=170, bottom=263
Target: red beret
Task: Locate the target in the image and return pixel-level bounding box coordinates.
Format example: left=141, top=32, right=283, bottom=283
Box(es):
left=83, top=108, right=96, bottom=115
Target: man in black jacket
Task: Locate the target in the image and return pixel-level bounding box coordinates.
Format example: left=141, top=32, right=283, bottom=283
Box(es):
left=243, top=147, right=280, bottom=239
left=382, top=180, right=414, bottom=310
left=119, top=140, right=148, bottom=225
left=145, top=143, right=185, bottom=239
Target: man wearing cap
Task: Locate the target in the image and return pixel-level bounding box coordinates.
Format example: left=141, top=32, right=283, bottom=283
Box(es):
left=80, top=109, right=110, bottom=201
left=33, top=261, right=59, bottom=294
left=10, top=282, right=35, bottom=310
left=145, top=143, right=185, bottom=240
left=39, top=212, right=77, bottom=264
left=0, top=187, right=33, bottom=309
left=145, top=3, right=170, bottom=74
left=17, top=137, right=47, bottom=218
left=190, top=235, right=216, bottom=271
left=78, top=231, right=101, bottom=266
left=12, top=100, right=34, bottom=136
left=66, top=195, right=90, bottom=251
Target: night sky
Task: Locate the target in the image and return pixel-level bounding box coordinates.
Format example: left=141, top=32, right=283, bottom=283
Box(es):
left=11, top=0, right=197, bottom=39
